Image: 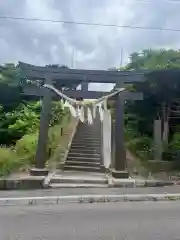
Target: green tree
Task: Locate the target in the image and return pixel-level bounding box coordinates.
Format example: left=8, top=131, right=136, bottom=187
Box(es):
left=124, top=49, right=180, bottom=144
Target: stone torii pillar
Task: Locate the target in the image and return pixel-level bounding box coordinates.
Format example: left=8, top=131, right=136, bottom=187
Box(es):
left=111, top=91, right=129, bottom=178
left=111, top=86, right=143, bottom=178
left=30, top=77, right=53, bottom=176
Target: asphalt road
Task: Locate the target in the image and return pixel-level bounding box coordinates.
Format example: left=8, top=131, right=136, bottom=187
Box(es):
left=1, top=202, right=180, bottom=239
left=0, top=185, right=180, bottom=198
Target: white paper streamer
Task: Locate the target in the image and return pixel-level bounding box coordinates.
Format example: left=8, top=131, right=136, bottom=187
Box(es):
left=64, top=100, right=69, bottom=107
left=77, top=106, right=81, bottom=121
left=44, top=84, right=125, bottom=107
left=99, top=104, right=104, bottom=122
left=43, top=84, right=126, bottom=124
left=103, top=99, right=108, bottom=111
left=66, top=102, right=77, bottom=118
left=44, top=84, right=77, bottom=105
left=92, top=105, right=97, bottom=119
left=87, top=107, right=93, bottom=125
left=71, top=106, right=77, bottom=118
left=78, top=106, right=85, bottom=123
left=60, top=99, right=64, bottom=109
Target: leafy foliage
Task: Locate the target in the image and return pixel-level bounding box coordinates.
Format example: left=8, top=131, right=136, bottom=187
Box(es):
left=0, top=63, right=72, bottom=176
left=50, top=101, right=69, bottom=126
left=0, top=147, right=20, bottom=177
left=15, top=133, right=38, bottom=165
left=126, top=136, right=153, bottom=161
left=126, top=49, right=180, bottom=70
left=0, top=102, right=40, bottom=144
left=7, top=102, right=40, bottom=134
left=123, top=49, right=180, bottom=163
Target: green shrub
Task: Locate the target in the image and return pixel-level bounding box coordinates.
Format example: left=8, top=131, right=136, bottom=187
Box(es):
left=124, top=127, right=139, bottom=142
left=48, top=113, right=70, bottom=153
left=48, top=125, right=63, bottom=155
left=168, top=133, right=180, bottom=152
left=0, top=102, right=70, bottom=175
left=50, top=101, right=64, bottom=126
left=126, top=136, right=153, bottom=161
left=15, top=132, right=38, bottom=165
left=0, top=147, right=21, bottom=177
left=163, top=133, right=180, bottom=162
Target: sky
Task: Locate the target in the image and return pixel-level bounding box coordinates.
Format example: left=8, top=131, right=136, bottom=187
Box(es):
left=0, top=0, right=180, bottom=90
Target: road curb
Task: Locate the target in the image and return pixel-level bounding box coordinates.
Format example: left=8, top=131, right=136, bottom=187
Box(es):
left=1, top=193, right=180, bottom=206
left=108, top=179, right=175, bottom=188
left=0, top=177, right=45, bottom=190
left=0, top=178, right=175, bottom=190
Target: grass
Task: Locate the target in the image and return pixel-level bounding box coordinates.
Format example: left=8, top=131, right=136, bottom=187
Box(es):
left=0, top=147, right=22, bottom=177
left=15, top=132, right=38, bottom=166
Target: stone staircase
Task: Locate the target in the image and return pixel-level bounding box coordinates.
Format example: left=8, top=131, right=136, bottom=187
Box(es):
left=63, top=118, right=102, bottom=173
left=48, top=116, right=107, bottom=188
left=49, top=172, right=108, bottom=188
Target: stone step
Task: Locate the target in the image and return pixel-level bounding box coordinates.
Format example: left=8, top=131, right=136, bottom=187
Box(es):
left=69, top=146, right=100, bottom=150
left=76, top=126, right=100, bottom=129
left=76, top=127, right=101, bottom=130
left=74, top=140, right=101, bottom=144
left=70, top=144, right=101, bottom=148
left=68, top=152, right=100, bottom=158
left=49, top=183, right=107, bottom=188
left=74, top=136, right=101, bottom=142
left=66, top=159, right=100, bottom=165
left=69, top=150, right=101, bottom=155
left=64, top=165, right=101, bottom=172
left=68, top=148, right=100, bottom=154
left=50, top=175, right=108, bottom=184
left=65, top=160, right=100, bottom=167
left=70, top=145, right=101, bottom=150
left=75, top=131, right=100, bottom=135
left=75, top=140, right=100, bottom=144
left=73, top=137, right=101, bottom=141
left=76, top=127, right=101, bottom=131
left=77, top=124, right=100, bottom=126
left=74, top=134, right=101, bottom=138
left=75, top=129, right=100, bottom=132
left=72, top=141, right=101, bottom=145
left=77, top=126, right=100, bottom=129
left=71, top=145, right=101, bottom=152
left=67, top=156, right=100, bottom=161
left=77, top=124, right=101, bottom=127
left=75, top=136, right=100, bottom=139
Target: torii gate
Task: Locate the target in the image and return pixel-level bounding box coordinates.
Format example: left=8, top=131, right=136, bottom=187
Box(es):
left=19, top=62, right=147, bottom=178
